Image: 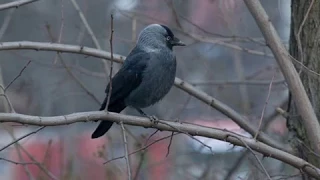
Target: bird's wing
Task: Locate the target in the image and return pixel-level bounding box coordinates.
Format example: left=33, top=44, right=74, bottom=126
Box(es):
left=100, top=48, right=150, bottom=110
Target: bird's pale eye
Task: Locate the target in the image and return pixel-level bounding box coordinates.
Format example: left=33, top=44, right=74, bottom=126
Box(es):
left=166, top=36, right=172, bottom=41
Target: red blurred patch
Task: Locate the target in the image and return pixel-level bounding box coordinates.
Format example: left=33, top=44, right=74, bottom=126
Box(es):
left=9, top=132, right=109, bottom=180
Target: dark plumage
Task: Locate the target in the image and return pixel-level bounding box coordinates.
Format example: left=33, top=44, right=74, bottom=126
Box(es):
left=91, top=24, right=185, bottom=139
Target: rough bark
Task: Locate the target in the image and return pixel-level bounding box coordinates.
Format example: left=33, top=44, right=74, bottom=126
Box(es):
left=289, top=0, right=320, bottom=169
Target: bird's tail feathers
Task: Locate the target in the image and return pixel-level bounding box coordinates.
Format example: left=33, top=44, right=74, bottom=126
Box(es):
left=91, top=99, right=126, bottom=139
left=91, top=121, right=113, bottom=139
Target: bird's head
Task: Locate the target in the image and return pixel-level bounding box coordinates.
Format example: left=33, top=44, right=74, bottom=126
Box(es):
left=137, top=24, right=185, bottom=50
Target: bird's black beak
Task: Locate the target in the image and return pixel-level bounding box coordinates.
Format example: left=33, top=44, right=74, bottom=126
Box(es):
left=172, top=37, right=185, bottom=46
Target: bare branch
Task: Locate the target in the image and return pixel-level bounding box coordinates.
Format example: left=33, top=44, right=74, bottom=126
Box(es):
left=0, top=41, right=125, bottom=63
left=0, top=111, right=317, bottom=178
left=166, top=132, right=174, bottom=157
left=0, top=0, right=40, bottom=11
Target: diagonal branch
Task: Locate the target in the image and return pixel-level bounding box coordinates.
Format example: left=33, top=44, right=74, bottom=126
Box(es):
left=0, top=0, right=41, bottom=11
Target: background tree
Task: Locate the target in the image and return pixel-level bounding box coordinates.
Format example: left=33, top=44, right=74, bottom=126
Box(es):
left=289, top=0, right=320, bottom=170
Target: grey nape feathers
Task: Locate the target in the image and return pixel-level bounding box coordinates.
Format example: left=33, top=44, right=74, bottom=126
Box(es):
left=91, top=24, right=185, bottom=139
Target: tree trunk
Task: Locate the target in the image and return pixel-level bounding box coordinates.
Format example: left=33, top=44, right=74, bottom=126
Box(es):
left=289, top=0, right=320, bottom=171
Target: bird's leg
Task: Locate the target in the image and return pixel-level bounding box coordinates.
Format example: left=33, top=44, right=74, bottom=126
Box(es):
left=135, top=108, right=159, bottom=124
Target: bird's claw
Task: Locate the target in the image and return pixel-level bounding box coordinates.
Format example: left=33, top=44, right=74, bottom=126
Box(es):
left=148, top=115, right=159, bottom=125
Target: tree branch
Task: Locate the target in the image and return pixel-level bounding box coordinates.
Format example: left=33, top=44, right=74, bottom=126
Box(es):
left=0, top=41, right=125, bottom=62
left=0, top=0, right=41, bottom=11
left=0, top=111, right=318, bottom=178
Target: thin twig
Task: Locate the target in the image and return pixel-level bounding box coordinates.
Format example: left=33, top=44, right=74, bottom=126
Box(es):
left=106, top=14, right=114, bottom=111
left=166, top=132, right=174, bottom=157
left=5, top=60, right=31, bottom=92
left=120, top=122, right=132, bottom=180
left=231, top=135, right=272, bottom=180
left=254, top=74, right=275, bottom=139
left=0, top=126, right=45, bottom=152
left=145, top=129, right=159, bottom=144
left=0, top=157, right=38, bottom=165
left=0, top=60, right=27, bottom=113
left=289, top=54, right=320, bottom=79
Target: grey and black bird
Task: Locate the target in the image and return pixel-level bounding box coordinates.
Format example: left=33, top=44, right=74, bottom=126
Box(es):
left=91, top=24, right=185, bottom=139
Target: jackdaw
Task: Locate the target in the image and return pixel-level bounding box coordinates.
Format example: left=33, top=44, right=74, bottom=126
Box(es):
left=91, top=24, right=185, bottom=139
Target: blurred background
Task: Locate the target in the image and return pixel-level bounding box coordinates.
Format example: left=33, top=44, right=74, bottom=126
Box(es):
left=0, top=0, right=295, bottom=179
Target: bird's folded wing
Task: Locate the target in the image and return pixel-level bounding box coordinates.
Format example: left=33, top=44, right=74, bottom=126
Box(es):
left=104, top=49, right=150, bottom=106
